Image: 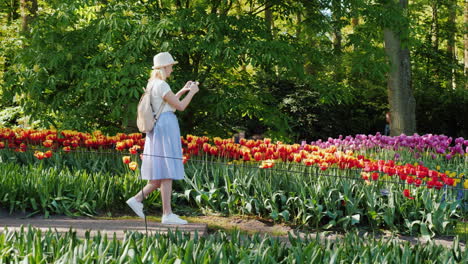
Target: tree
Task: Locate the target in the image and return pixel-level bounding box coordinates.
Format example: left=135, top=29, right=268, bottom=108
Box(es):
left=20, top=0, right=37, bottom=33
left=383, top=0, right=416, bottom=135
left=446, top=0, right=456, bottom=89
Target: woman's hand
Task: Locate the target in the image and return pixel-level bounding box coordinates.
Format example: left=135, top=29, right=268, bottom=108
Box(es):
left=181, top=81, right=193, bottom=92
left=175, top=81, right=193, bottom=99
left=189, top=81, right=199, bottom=94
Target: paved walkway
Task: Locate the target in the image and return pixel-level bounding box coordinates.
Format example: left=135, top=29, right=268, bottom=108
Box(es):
left=0, top=217, right=207, bottom=240
left=0, top=213, right=465, bottom=250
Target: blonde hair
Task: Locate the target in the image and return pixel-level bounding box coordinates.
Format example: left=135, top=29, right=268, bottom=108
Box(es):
left=149, top=68, right=167, bottom=81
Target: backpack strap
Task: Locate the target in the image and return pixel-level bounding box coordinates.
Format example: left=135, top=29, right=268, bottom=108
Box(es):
left=154, top=100, right=167, bottom=121
left=146, top=80, right=167, bottom=121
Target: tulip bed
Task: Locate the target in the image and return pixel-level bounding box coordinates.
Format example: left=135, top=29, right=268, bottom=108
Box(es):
left=1, top=228, right=466, bottom=263
left=0, top=128, right=466, bottom=237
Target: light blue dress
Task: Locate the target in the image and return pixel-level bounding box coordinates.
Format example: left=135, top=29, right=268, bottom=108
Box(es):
left=140, top=81, right=185, bottom=180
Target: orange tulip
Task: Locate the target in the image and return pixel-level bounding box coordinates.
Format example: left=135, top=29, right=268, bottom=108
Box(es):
left=122, top=156, right=131, bottom=164
left=34, top=151, right=45, bottom=160
left=129, top=161, right=138, bottom=171
left=129, top=147, right=138, bottom=155
left=183, top=154, right=190, bottom=164
left=115, top=142, right=126, bottom=151
left=209, top=146, right=218, bottom=156
left=259, top=159, right=275, bottom=169
left=44, top=150, right=53, bottom=158
left=361, top=172, right=369, bottom=181
left=254, top=152, right=263, bottom=161
left=42, top=140, right=53, bottom=148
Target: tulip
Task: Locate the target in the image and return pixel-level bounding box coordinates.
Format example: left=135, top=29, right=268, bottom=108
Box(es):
left=63, top=146, right=71, bottom=152
left=115, top=142, right=126, bottom=151
left=209, top=146, right=219, bottom=156
left=44, top=150, right=53, bottom=158
left=34, top=151, right=45, bottom=160
left=43, top=140, right=53, bottom=148
left=361, top=172, right=369, bottom=181
left=129, top=161, right=138, bottom=171
left=183, top=155, right=189, bottom=164
left=403, top=189, right=414, bottom=199
left=259, top=159, right=275, bottom=169
left=254, top=152, right=263, bottom=161
left=122, top=156, right=131, bottom=164
left=71, top=140, right=79, bottom=148
left=129, top=147, right=138, bottom=155
left=371, top=172, right=379, bottom=181
left=414, top=179, right=422, bottom=187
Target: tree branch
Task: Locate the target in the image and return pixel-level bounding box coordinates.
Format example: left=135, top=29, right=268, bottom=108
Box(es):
left=251, top=2, right=275, bottom=16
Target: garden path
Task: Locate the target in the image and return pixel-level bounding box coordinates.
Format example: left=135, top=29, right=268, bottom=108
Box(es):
left=0, top=210, right=465, bottom=250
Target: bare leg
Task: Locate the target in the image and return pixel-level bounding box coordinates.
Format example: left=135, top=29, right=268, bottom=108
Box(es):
left=134, top=180, right=161, bottom=203
left=160, top=179, right=173, bottom=215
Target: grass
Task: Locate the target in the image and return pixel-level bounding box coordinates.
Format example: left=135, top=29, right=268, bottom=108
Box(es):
left=455, top=221, right=468, bottom=241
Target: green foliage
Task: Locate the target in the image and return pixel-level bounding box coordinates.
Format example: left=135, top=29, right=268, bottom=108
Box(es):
left=1, top=228, right=466, bottom=263
left=0, top=149, right=464, bottom=236
left=2, top=1, right=302, bottom=138
left=1, top=0, right=466, bottom=139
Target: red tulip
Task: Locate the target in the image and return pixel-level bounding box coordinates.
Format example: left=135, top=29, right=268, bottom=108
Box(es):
left=254, top=152, right=263, bottom=161
left=183, top=155, right=190, bottom=164
left=44, top=150, right=53, bottom=158
left=209, top=146, right=218, bottom=156
left=414, top=179, right=422, bottom=187
left=34, top=151, right=45, bottom=160
left=122, top=156, right=131, bottom=164
left=129, top=147, right=138, bottom=155
left=403, top=189, right=414, bottom=199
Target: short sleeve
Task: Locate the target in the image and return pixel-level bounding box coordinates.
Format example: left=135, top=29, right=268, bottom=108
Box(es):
left=158, top=81, right=171, bottom=98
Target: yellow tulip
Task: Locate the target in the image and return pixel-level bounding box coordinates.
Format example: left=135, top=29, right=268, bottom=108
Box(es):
left=464, top=180, right=468, bottom=189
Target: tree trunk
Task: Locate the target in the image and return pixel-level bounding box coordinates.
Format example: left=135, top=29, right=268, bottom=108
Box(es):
left=431, top=1, right=439, bottom=51
left=7, top=0, right=20, bottom=23
left=296, top=10, right=302, bottom=38
left=383, top=0, right=416, bottom=136
left=447, top=0, right=456, bottom=89
left=332, top=0, right=343, bottom=82
left=20, top=0, right=38, bottom=33
left=332, top=0, right=342, bottom=54
left=265, top=0, right=273, bottom=36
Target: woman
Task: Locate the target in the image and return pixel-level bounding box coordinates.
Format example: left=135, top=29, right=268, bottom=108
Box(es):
left=126, top=52, right=199, bottom=225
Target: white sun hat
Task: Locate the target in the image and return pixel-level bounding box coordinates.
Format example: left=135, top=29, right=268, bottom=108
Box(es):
left=152, top=52, right=178, bottom=69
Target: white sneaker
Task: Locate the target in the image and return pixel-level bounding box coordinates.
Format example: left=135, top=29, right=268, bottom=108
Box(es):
left=126, top=197, right=145, bottom=219
left=161, top=213, right=188, bottom=225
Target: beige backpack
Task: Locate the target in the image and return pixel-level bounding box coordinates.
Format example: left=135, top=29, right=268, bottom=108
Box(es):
left=136, top=82, right=166, bottom=133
